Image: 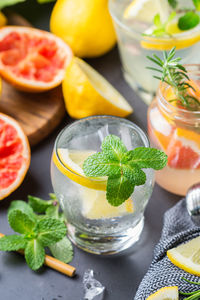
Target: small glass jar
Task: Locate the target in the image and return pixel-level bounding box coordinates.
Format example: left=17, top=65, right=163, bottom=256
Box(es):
left=51, top=116, right=154, bottom=255
left=148, top=65, right=200, bottom=196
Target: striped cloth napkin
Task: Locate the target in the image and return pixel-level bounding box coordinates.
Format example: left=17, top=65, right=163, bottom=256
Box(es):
left=135, top=199, right=200, bottom=299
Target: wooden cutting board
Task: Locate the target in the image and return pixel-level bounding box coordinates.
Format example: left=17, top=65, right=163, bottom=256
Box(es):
left=0, top=13, right=66, bottom=146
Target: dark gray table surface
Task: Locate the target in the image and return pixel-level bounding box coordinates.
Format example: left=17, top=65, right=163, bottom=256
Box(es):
left=0, top=1, right=181, bottom=299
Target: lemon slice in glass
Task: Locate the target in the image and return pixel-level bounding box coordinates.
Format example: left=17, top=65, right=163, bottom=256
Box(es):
left=53, top=148, right=134, bottom=219
left=124, top=0, right=169, bottom=22
left=146, top=286, right=179, bottom=300
left=167, top=236, right=200, bottom=276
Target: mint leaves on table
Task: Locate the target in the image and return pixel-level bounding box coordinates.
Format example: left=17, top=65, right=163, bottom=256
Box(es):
left=83, top=135, right=167, bottom=207
left=0, top=194, right=73, bottom=271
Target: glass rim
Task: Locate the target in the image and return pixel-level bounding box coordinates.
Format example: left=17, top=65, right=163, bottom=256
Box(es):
left=109, top=0, right=200, bottom=38
left=54, top=115, right=150, bottom=181
left=157, top=64, right=200, bottom=119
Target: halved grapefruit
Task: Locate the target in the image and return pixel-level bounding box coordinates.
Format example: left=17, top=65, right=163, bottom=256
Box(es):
left=0, top=113, right=30, bottom=200
left=0, top=26, right=73, bottom=92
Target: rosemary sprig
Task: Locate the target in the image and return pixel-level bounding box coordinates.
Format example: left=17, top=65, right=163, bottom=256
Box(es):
left=147, top=46, right=200, bottom=111
left=179, top=277, right=200, bottom=300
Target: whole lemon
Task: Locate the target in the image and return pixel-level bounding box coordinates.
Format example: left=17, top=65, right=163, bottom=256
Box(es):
left=50, top=0, right=116, bottom=58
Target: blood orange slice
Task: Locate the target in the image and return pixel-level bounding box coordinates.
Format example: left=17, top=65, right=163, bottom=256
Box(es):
left=0, top=113, right=30, bottom=200
left=0, top=26, right=73, bottom=92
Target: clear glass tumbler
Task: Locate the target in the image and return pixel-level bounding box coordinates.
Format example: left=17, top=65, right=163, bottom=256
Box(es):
left=51, top=116, right=154, bottom=254
left=109, top=0, right=200, bottom=105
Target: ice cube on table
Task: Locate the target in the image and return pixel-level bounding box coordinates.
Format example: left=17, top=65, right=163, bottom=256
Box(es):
left=83, top=269, right=105, bottom=300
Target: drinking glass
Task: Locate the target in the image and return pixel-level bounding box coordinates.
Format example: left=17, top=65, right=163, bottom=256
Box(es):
left=109, top=0, right=200, bottom=105
left=51, top=116, right=154, bottom=254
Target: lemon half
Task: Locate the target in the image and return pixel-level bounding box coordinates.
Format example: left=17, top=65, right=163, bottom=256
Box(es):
left=146, top=286, right=179, bottom=300
left=167, top=236, right=200, bottom=276
left=62, top=57, right=133, bottom=119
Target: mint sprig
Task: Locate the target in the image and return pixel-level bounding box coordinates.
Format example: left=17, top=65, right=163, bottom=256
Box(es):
left=83, top=135, right=167, bottom=207
left=0, top=194, right=73, bottom=270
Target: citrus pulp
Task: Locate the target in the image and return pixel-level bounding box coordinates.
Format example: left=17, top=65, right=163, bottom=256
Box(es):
left=0, top=113, right=30, bottom=200
left=0, top=26, right=73, bottom=92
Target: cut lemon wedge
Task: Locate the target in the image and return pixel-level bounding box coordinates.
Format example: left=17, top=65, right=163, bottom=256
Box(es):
left=167, top=236, right=200, bottom=276
left=53, top=148, right=133, bottom=219
left=62, top=57, right=133, bottom=119
left=124, top=0, right=169, bottom=22
left=146, top=286, right=179, bottom=300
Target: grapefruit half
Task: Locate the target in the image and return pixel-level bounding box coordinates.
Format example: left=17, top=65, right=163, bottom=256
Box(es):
left=0, top=26, right=73, bottom=92
left=0, top=113, right=30, bottom=200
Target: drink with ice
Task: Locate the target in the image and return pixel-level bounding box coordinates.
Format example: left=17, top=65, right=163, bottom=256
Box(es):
left=51, top=116, right=158, bottom=254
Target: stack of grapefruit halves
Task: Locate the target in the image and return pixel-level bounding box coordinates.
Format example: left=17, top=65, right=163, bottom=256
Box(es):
left=0, top=26, right=73, bottom=92
left=0, top=113, right=30, bottom=200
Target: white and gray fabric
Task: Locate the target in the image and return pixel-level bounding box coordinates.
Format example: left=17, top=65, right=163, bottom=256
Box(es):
left=135, top=199, right=200, bottom=300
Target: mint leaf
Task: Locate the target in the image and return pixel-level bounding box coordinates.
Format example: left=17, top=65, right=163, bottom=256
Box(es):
left=0, top=235, right=27, bottom=251
left=123, top=148, right=168, bottom=170
left=150, top=12, right=176, bottom=37
left=49, top=237, right=73, bottom=264
left=193, top=0, right=200, bottom=11
left=168, top=0, right=177, bottom=8
left=178, top=12, right=200, bottom=30
left=102, top=135, right=127, bottom=161
left=46, top=205, right=59, bottom=219
left=28, top=195, right=53, bottom=213
left=122, top=164, right=146, bottom=186
left=49, top=193, right=57, bottom=200
left=36, top=218, right=66, bottom=246
left=0, top=0, right=25, bottom=9
left=154, top=14, right=162, bottom=28
left=107, top=175, right=134, bottom=206
left=37, top=0, right=55, bottom=3
left=9, top=200, right=36, bottom=222
left=25, top=239, right=45, bottom=271
left=83, top=135, right=167, bottom=206
left=83, top=152, right=121, bottom=177
left=8, top=210, right=35, bottom=234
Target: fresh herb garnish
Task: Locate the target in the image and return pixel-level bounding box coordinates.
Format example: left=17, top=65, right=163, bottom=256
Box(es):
left=146, top=12, right=176, bottom=37
left=168, top=0, right=178, bottom=9
left=146, top=0, right=200, bottom=38
left=193, top=0, right=200, bottom=11
left=0, top=194, right=73, bottom=270
left=180, top=277, right=200, bottom=299
left=178, top=11, right=200, bottom=30
left=83, top=135, right=167, bottom=207
left=147, top=47, right=200, bottom=110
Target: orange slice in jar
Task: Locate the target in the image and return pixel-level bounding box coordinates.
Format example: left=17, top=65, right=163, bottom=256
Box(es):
left=167, top=129, right=200, bottom=169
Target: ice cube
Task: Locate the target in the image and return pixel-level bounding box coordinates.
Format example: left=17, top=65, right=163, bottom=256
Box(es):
left=83, top=269, right=105, bottom=300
